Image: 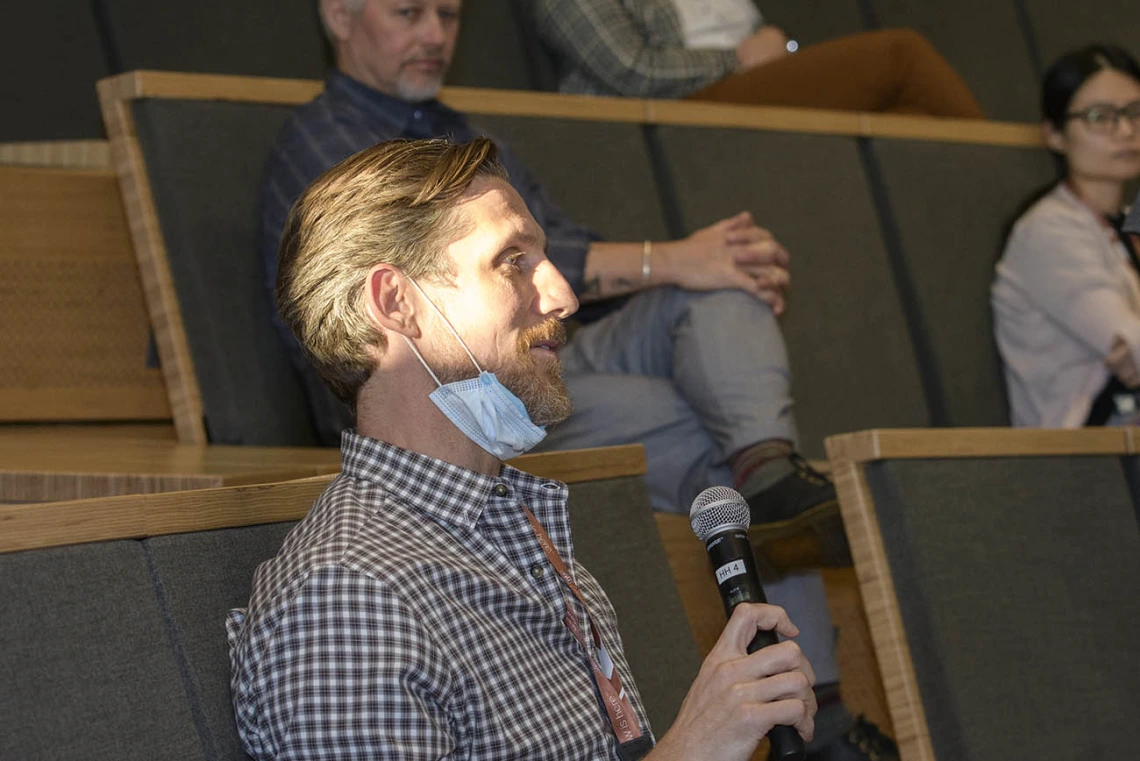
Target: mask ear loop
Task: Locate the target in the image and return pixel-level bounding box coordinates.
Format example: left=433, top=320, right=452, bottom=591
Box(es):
left=406, top=276, right=485, bottom=373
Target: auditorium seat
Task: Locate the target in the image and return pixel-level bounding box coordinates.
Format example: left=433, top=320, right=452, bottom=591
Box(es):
left=1, top=541, right=205, bottom=760
left=2, top=1, right=108, bottom=141
left=827, top=428, right=1140, bottom=761
left=759, top=0, right=870, bottom=49
left=448, top=0, right=540, bottom=90
left=473, top=113, right=671, bottom=240
left=1022, top=0, right=1140, bottom=71
left=2, top=445, right=708, bottom=756
left=866, top=138, right=1057, bottom=426
left=122, top=95, right=317, bottom=445
left=863, top=0, right=1040, bottom=122
left=0, top=166, right=169, bottom=424
left=94, top=0, right=328, bottom=78
left=95, top=0, right=540, bottom=92
left=653, top=124, right=931, bottom=457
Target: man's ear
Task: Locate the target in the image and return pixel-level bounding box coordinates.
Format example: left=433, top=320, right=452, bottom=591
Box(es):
left=364, top=264, right=420, bottom=339
left=320, top=0, right=354, bottom=43
left=1042, top=120, right=1067, bottom=154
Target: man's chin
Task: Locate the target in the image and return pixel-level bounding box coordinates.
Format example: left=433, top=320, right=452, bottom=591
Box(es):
left=395, top=78, right=444, bottom=102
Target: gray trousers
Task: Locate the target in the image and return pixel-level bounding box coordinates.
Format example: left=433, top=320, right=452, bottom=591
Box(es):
left=537, top=286, right=839, bottom=684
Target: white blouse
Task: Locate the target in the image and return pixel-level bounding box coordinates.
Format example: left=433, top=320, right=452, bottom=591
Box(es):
left=993, top=183, right=1140, bottom=427
left=670, top=0, right=762, bottom=49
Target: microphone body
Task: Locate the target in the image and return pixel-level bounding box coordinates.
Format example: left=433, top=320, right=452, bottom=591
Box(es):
left=691, top=487, right=806, bottom=761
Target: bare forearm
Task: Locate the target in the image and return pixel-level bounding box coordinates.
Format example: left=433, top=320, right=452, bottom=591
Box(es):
left=580, top=241, right=654, bottom=302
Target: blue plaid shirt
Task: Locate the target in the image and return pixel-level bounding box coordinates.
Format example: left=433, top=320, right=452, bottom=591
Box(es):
left=259, top=72, right=598, bottom=368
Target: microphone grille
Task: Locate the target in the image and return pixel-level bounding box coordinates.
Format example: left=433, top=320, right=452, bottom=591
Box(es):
left=689, top=486, right=750, bottom=542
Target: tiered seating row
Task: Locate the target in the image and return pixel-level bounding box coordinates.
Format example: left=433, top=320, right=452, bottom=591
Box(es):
left=97, top=71, right=1055, bottom=454
left=7, top=0, right=1140, bottom=143
left=1, top=446, right=711, bottom=761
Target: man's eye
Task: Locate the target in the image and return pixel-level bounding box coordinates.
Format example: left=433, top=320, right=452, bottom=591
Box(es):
left=1086, top=108, right=1111, bottom=123
left=505, top=254, right=525, bottom=270
left=1124, top=102, right=1140, bottom=119
left=396, top=7, right=420, bottom=19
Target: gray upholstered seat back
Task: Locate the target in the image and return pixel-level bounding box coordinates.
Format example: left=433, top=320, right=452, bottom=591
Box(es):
left=864, top=455, right=1140, bottom=760
left=0, top=541, right=205, bottom=761
left=448, top=0, right=539, bottom=90
left=567, top=475, right=702, bottom=732
left=868, top=139, right=1057, bottom=426
left=131, top=98, right=317, bottom=445
left=1023, top=0, right=1140, bottom=73
left=3, top=1, right=108, bottom=140
left=146, top=523, right=297, bottom=761
left=758, top=0, right=869, bottom=48
left=654, top=125, right=930, bottom=457
left=94, top=0, right=328, bottom=78
left=473, top=114, right=671, bottom=241
left=864, top=0, right=1040, bottom=121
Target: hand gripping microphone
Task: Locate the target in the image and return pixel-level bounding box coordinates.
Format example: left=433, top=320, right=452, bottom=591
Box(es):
left=690, top=486, right=806, bottom=761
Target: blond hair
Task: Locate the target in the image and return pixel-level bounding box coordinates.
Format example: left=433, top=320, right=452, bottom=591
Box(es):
left=277, top=137, right=507, bottom=406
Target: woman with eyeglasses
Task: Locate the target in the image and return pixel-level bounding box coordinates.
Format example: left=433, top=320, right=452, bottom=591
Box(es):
left=993, top=44, right=1140, bottom=428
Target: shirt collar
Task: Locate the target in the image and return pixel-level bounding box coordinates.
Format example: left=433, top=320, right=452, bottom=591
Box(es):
left=339, top=430, right=569, bottom=532
left=325, top=70, right=466, bottom=137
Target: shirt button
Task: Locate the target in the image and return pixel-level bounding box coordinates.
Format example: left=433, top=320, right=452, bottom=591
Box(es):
left=492, top=484, right=509, bottom=497
left=413, top=109, right=423, bottom=119
left=531, top=565, right=546, bottom=579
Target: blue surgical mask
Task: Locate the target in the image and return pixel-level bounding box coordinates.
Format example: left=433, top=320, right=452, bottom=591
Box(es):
left=403, top=278, right=547, bottom=460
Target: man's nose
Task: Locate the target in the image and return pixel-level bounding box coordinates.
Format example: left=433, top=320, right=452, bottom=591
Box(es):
left=418, top=12, right=447, bottom=47
left=534, top=260, right=579, bottom=320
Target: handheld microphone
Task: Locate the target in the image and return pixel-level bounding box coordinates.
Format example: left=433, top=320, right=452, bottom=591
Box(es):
left=690, top=486, right=806, bottom=761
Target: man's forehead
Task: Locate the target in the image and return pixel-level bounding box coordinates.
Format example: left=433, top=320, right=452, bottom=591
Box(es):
left=452, top=177, right=546, bottom=249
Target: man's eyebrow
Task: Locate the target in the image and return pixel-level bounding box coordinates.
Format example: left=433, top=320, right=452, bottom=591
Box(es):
left=509, top=230, right=547, bottom=253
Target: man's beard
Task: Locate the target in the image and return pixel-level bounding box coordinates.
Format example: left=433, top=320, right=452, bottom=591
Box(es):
left=394, top=71, right=444, bottom=102
left=434, top=319, right=573, bottom=427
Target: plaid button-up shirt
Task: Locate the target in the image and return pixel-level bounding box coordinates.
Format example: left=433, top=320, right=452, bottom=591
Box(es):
left=534, top=0, right=745, bottom=98
left=228, top=432, right=652, bottom=760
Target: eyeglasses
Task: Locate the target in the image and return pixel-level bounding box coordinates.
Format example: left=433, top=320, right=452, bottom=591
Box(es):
left=1066, top=101, right=1140, bottom=134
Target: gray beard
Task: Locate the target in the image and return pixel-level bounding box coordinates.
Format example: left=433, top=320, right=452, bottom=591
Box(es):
left=396, top=78, right=444, bottom=103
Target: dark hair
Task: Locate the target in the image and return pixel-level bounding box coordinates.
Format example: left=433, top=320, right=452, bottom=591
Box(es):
left=1041, top=44, right=1140, bottom=129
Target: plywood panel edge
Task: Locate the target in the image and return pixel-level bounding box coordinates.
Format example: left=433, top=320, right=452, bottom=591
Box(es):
left=98, top=75, right=208, bottom=443
left=508, top=444, right=646, bottom=482
left=0, top=474, right=336, bottom=553
left=830, top=458, right=935, bottom=761
left=0, top=140, right=112, bottom=169
left=442, top=87, right=644, bottom=123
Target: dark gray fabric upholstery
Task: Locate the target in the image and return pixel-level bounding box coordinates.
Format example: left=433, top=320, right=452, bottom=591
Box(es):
left=865, top=456, right=1140, bottom=761
left=863, top=0, right=1040, bottom=121
left=474, top=114, right=671, bottom=241
left=567, top=475, right=702, bottom=733
left=1, top=1, right=107, bottom=140
left=655, top=126, right=930, bottom=457
left=94, top=0, right=328, bottom=78
left=447, top=0, right=537, bottom=90
left=132, top=99, right=317, bottom=445
left=869, top=139, right=1057, bottom=426
left=0, top=541, right=205, bottom=761
left=1023, top=0, right=1140, bottom=75
left=758, top=0, right=870, bottom=48
left=1118, top=455, right=1140, bottom=527
left=146, top=523, right=297, bottom=761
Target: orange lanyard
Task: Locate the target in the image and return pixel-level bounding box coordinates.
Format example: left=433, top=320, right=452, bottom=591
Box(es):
left=521, top=505, right=643, bottom=744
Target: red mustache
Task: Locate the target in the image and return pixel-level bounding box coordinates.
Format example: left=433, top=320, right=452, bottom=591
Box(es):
left=522, top=319, right=567, bottom=352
